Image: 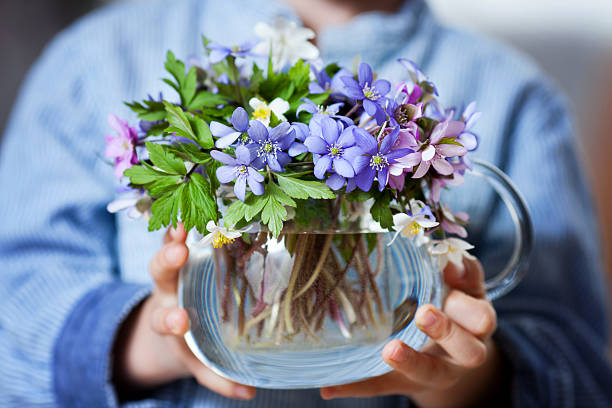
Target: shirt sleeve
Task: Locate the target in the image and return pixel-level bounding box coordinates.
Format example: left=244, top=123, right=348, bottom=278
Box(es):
left=0, top=26, right=151, bottom=407
left=480, top=79, right=612, bottom=407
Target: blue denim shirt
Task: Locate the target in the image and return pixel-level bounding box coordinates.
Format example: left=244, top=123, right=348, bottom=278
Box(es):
left=1, top=0, right=611, bottom=406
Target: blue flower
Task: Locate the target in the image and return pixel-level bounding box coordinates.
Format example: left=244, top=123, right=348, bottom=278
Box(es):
left=398, top=58, right=439, bottom=97
left=353, top=127, right=412, bottom=192
left=296, top=97, right=344, bottom=118
left=210, top=107, right=250, bottom=148
left=308, top=64, right=353, bottom=97
left=207, top=40, right=259, bottom=64
left=211, top=145, right=264, bottom=201
left=304, top=117, right=364, bottom=190
left=340, top=63, right=391, bottom=124
left=287, top=122, right=309, bottom=157
left=248, top=120, right=294, bottom=172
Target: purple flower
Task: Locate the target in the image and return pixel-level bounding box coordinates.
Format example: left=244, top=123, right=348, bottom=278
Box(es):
left=457, top=102, right=481, bottom=151
left=296, top=98, right=353, bottom=132
left=210, top=107, right=250, bottom=148
left=104, top=114, right=139, bottom=179
left=287, top=122, right=309, bottom=157
left=296, top=97, right=344, bottom=118
left=248, top=120, right=294, bottom=172
left=430, top=159, right=470, bottom=202
left=303, top=117, right=364, bottom=190
left=353, top=127, right=412, bottom=192
left=207, top=40, right=259, bottom=64
left=341, top=63, right=391, bottom=124
left=425, top=99, right=456, bottom=122
left=211, top=145, right=264, bottom=201
left=398, top=58, right=438, bottom=97
left=398, top=121, right=468, bottom=179
left=308, top=64, right=353, bottom=96
left=387, top=82, right=424, bottom=128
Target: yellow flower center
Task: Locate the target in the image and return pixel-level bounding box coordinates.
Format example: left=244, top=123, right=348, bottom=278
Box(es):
left=212, top=231, right=235, bottom=248
left=407, top=221, right=421, bottom=236
left=253, top=106, right=271, bottom=121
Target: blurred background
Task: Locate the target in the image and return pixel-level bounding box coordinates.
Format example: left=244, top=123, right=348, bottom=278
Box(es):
left=1, top=0, right=611, bottom=311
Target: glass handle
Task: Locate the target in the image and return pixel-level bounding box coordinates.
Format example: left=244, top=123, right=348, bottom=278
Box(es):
left=470, top=159, right=534, bottom=300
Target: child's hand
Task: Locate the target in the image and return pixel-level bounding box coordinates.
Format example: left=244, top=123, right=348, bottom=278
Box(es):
left=113, top=224, right=256, bottom=401
left=320, top=258, right=505, bottom=408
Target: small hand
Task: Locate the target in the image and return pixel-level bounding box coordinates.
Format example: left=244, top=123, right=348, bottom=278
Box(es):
left=113, top=224, right=256, bottom=400
left=320, top=257, right=503, bottom=408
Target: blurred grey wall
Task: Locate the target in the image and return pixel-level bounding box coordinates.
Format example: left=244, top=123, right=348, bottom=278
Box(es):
left=0, top=0, right=102, bottom=137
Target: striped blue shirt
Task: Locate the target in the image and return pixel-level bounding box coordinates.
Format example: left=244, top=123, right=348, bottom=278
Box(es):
left=1, top=0, right=612, bottom=406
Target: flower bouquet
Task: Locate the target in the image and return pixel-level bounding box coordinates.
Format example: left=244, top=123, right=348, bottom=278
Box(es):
left=105, top=19, right=530, bottom=387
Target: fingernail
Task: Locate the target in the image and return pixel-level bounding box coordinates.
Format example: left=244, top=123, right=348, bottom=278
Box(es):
left=321, top=387, right=336, bottom=399
left=166, top=312, right=179, bottom=332
left=169, top=226, right=178, bottom=239
left=389, top=342, right=409, bottom=362
left=165, top=245, right=183, bottom=263
left=420, top=310, right=439, bottom=329
left=454, top=263, right=466, bottom=279
left=235, top=386, right=253, bottom=400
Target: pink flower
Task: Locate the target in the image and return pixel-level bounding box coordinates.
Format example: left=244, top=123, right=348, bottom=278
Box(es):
left=388, top=125, right=419, bottom=190
left=104, top=114, right=139, bottom=179
left=396, top=121, right=467, bottom=179
left=441, top=205, right=470, bottom=238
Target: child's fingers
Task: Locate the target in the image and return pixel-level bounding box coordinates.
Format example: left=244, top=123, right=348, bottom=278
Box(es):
left=150, top=307, right=189, bottom=336
left=149, top=243, right=188, bottom=294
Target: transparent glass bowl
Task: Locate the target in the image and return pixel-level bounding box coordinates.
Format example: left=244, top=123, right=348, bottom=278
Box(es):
left=178, top=159, right=533, bottom=389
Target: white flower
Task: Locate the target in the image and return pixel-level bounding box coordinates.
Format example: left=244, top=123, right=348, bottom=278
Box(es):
left=253, top=17, right=320, bottom=70
left=429, top=238, right=476, bottom=270
left=107, top=190, right=152, bottom=220
left=389, top=199, right=439, bottom=246
left=196, top=220, right=248, bottom=248
left=249, top=97, right=290, bottom=126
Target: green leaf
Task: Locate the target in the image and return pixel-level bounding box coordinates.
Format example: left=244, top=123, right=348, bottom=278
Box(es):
left=147, top=175, right=182, bottom=198
left=305, top=92, right=329, bottom=106
left=223, top=199, right=250, bottom=228
left=124, top=165, right=166, bottom=185
left=164, top=102, right=215, bottom=149
left=202, top=34, right=211, bottom=50
left=181, top=173, right=218, bottom=233
left=125, top=100, right=166, bottom=121
left=439, top=137, right=464, bottom=146
left=275, top=174, right=336, bottom=200
left=148, top=190, right=178, bottom=231
left=182, top=67, right=197, bottom=106
left=205, top=156, right=222, bottom=191
left=370, top=191, right=394, bottom=229
left=189, top=116, right=214, bottom=149
left=248, top=63, right=265, bottom=94
left=164, top=51, right=185, bottom=89
left=146, top=142, right=186, bottom=175
left=167, top=143, right=211, bottom=164
left=162, top=78, right=180, bottom=93
left=345, top=189, right=371, bottom=203
left=268, top=182, right=296, bottom=207
left=324, top=62, right=341, bottom=78
left=261, top=195, right=286, bottom=238
left=288, top=59, right=311, bottom=91
left=164, top=101, right=195, bottom=138
left=188, top=91, right=228, bottom=110
left=245, top=194, right=268, bottom=221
